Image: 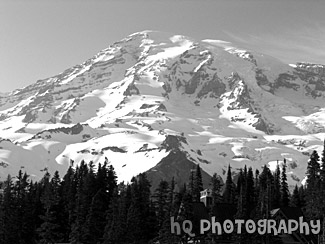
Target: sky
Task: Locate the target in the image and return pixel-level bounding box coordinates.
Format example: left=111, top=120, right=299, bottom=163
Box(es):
left=1, top=0, right=325, bottom=92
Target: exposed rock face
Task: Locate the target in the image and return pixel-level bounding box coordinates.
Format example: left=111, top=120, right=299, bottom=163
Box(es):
left=255, top=69, right=271, bottom=91
left=161, top=135, right=187, bottom=151
left=294, top=62, right=325, bottom=94
left=0, top=31, right=324, bottom=187
left=146, top=150, right=212, bottom=192
left=295, top=62, right=325, bottom=76
left=274, top=73, right=300, bottom=91
left=255, top=63, right=325, bottom=98
left=31, top=123, right=84, bottom=140
left=197, top=73, right=226, bottom=98
left=123, top=82, right=140, bottom=96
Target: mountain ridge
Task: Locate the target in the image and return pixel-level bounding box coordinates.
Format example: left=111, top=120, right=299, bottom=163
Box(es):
left=0, top=30, right=324, bottom=188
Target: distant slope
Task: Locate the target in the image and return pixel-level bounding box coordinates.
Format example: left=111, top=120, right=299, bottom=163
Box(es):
left=0, top=30, right=324, bottom=187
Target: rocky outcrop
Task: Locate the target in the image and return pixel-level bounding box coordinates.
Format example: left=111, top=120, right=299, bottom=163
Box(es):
left=294, top=62, right=325, bottom=95
left=274, top=73, right=300, bottom=90
left=123, top=82, right=140, bottom=96
left=160, top=135, right=187, bottom=151
left=31, top=123, right=84, bottom=140
left=197, top=73, right=226, bottom=98
left=146, top=150, right=212, bottom=192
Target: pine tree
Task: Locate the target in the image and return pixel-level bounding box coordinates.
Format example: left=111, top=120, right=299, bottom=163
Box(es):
left=306, top=151, right=321, bottom=188
left=188, top=168, right=195, bottom=201
left=320, top=140, right=325, bottom=218
left=69, top=161, right=90, bottom=244
left=298, top=185, right=306, bottom=208
left=15, top=170, right=34, bottom=243
left=305, top=150, right=322, bottom=220
left=223, top=165, right=235, bottom=204
left=84, top=189, right=110, bottom=244
left=84, top=163, right=117, bottom=244
left=126, top=173, right=156, bottom=244
left=193, top=164, right=203, bottom=202
left=1, top=175, right=18, bottom=243
left=280, top=159, right=289, bottom=207
left=210, top=173, right=222, bottom=207
left=153, top=180, right=170, bottom=230
left=257, top=165, right=274, bottom=218
left=273, top=162, right=281, bottom=208
left=177, top=187, right=194, bottom=243
left=254, top=169, right=260, bottom=207
left=168, top=177, right=176, bottom=216
left=157, top=178, right=180, bottom=244
left=103, top=188, right=121, bottom=244
left=246, top=167, right=255, bottom=216
left=320, top=140, right=325, bottom=183
left=25, top=180, right=43, bottom=244
left=235, top=167, right=256, bottom=244
left=37, top=171, right=63, bottom=244
left=138, top=173, right=157, bottom=242
left=126, top=179, right=142, bottom=243
left=255, top=166, right=280, bottom=244
left=0, top=188, right=4, bottom=243
left=236, top=169, right=245, bottom=217
left=60, top=166, right=76, bottom=242
left=290, top=184, right=301, bottom=208
left=104, top=183, right=131, bottom=244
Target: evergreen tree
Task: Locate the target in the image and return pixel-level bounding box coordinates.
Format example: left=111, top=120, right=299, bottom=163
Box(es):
left=84, top=189, right=110, bottom=244
left=104, top=183, right=131, bottom=244
left=246, top=167, right=255, bottom=215
left=257, top=165, right=274, bottom=218
left=255, top=166, right=281, bottom=244
left=15, top=170, right=36, bottom=243
left=254, top=169, right=260, bottom=207
left=320, top=140, right=325, bottom=183
left=60, top=166, right=76, bottom=242
left=236, top=169, right=245, bottom=217
left=290, top=184, right=301, bottom=208
left=273, top=162, right=281, bottom=208
left=305, top=150, right=322, bottom=220
left=157, top=178, right=179, bottom=244
left=188, top=168, right=195, bottom=201
left=126, top=178, right=142, bottom=243
left=126, top=173, right=156, bottom=243
left=25, top=181, right=43, bottom=244
left=103, top=188, right=121, bottom=244
left=69, top=161, right=91, bottom=244
left=235, top=167, right=251, bottom=244
left=0, top=175, right=18, bottom=244
left=193, top=164, right=203, bottom=202
left=223, top=165, right=235, bottom=204
left=280, top=159, right=289, bottom=207
left=177, top=187, right=194, bottom=243
left=0, top=187, right=4, bottom=243
left=320, top=140, right=325, bottom=218
left=84, top=163, right=117, bottom=244
left=153, top=180, right=170, bottom=230
left=167, top=177, right=176, bottom=216
left=210, top=173, right=222, bottom=208
left=298, top=185, right=306, bottom=209
left=37, top=171, right=63, bottom=244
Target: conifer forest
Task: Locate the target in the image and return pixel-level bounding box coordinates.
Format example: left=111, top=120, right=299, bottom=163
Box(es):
left=0, top=141, right=325, bottom=244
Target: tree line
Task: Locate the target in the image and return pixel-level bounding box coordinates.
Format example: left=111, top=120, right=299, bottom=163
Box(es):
left=0, top=141, right=324, bottom=244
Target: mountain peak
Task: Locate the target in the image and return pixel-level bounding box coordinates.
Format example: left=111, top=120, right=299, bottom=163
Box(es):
left=0, top=31, right=324, bottom=188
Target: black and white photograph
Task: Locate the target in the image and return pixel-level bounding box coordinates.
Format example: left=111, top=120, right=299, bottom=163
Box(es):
left=1, top=0, right=325, bottom=243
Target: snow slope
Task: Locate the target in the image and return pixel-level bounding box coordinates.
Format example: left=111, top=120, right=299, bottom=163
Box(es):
left=0, top=30, right=324, bottom=188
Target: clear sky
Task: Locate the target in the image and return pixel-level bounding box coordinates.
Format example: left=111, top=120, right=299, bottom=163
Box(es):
left=1, top=0, right=325, bottom=92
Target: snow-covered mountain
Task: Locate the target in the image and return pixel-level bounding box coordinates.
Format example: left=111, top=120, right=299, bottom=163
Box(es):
left=1, top=30, right=324, bottom=189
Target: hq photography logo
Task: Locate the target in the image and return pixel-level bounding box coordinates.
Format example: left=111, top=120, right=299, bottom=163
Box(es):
left=170, top=217, right=321, bottom=237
